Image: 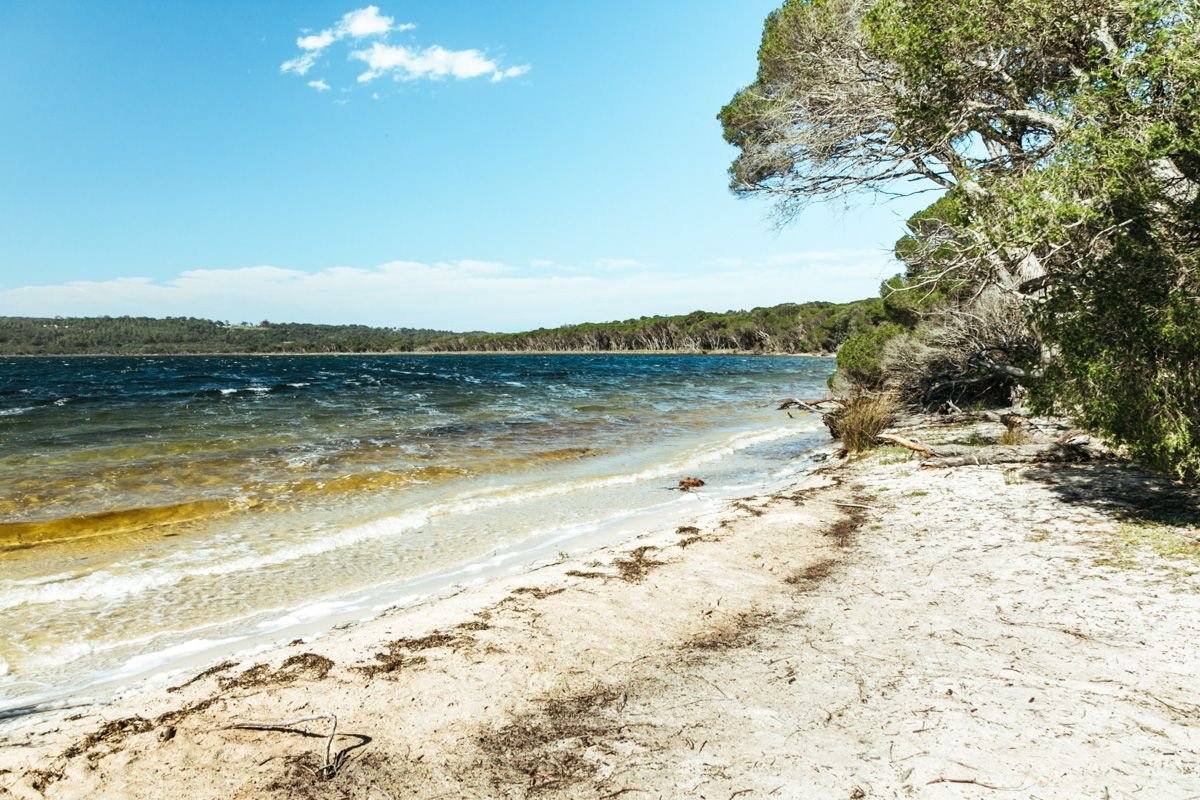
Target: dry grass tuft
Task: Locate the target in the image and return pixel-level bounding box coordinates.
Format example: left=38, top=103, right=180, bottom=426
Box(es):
left=998, top=426, right=1028, bottom=446
left=823, top=391, right=900, bottom=453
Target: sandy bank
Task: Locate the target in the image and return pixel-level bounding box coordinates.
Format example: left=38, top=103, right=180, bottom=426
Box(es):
left=2, top=413, right=1198, bottom=799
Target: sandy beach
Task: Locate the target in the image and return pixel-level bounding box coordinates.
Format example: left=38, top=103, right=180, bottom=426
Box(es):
left=2, top=411, right=1198, bottom=799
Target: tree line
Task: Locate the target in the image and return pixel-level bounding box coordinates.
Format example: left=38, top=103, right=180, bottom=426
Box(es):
left=423, top=300, right=883, bottom=353
left=0, top=300, right=883, bottom=356
left=722, top=0, right=1199, bottom=476
left=0, top=317, right=455, bottom=354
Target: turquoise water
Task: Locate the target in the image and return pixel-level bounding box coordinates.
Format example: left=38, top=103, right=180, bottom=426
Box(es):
left=0, top=354, right=831, bottom=711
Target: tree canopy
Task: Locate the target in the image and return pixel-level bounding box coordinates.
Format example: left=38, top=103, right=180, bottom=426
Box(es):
left=723, top=0, right=1200, bottom=476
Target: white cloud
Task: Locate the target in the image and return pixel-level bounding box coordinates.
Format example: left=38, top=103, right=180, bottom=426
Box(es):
left=297, top=30, right=337, bottom=51
left=490, top=64, right=530, bottom=83
left=341, top=6, right=396, bottom=37
left=281, top=52, right=319, bottom=77
left=307, top=79, right=331, bottom=92
left=353, top=43, right=498, bottom=83
left=281, top=5, right=404, bottom=76
left=0, top=251, right=898, bottom=332
left=282, top=6, right=526, bottom=89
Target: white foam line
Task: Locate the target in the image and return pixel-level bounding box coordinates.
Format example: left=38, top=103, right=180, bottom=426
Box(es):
left=0, top=421, right=821, bottom=612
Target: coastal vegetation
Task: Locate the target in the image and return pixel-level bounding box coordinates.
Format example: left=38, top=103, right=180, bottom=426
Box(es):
left=420, top=299, right=882, bottom=353
left=0, top=299, right=882, bottom=355
left=722, top=0, right=1200, bottom=477
left=0, top=316, right=454, bottom=354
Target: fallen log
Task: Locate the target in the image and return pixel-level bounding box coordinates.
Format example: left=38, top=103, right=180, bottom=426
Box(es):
left=876, top=433, right=939, bottom=458
left=921, top=440, right=1108, bottom=469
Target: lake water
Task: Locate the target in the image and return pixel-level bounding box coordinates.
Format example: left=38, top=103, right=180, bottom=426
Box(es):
left=0, top=354, right=831, bottom=712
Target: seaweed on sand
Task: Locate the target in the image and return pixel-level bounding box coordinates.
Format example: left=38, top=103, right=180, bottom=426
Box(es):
left=476, top=683, right=634, bottom=796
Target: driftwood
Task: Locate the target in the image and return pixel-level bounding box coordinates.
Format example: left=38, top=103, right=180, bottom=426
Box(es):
left=224, top=713, right=341, bottom=778
left=921, top=440, right=1107, bottom=469
left=876, top=433, right=939, bottom=458
left=778, top=397, right=836, bottom=412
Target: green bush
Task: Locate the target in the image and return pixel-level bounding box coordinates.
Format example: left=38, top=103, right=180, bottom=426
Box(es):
left=835, top=323, right=905, bottom=388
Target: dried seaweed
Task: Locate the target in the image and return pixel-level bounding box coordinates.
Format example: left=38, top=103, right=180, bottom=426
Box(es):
left=476, top=684, right=632, bottom=796
left=784, top=559, right=838, bottom=590
left=611, top=547, right=664, bottom=583
left=167, top=659, right=238, bottom=693
left=218, top=653, right=334, bottom=691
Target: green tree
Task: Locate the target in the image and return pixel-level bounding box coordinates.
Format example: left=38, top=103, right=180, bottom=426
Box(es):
left=722, top=0, right=1200, bottom=476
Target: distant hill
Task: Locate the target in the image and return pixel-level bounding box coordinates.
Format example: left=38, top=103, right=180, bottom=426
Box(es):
left=0, top=300, right=884, bottom=355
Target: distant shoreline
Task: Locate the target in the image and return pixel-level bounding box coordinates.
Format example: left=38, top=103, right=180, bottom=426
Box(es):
left=0, top=350, right=836, bottom=358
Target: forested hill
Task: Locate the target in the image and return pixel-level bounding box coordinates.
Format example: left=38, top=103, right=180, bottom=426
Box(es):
left=422, top=300, right=882, bottom=353
left=0, top=300, right=883, bottom=355
left=0, top=317, right=457, bottom=355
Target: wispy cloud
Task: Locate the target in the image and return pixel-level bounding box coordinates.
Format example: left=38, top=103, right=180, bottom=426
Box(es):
left=281, top=5, right=407, bottom=76
left=352, top=43, right=527, bottom=84
left=282, top=5, right=528, bottom=91
left=0, top=251, right=898, bottom=332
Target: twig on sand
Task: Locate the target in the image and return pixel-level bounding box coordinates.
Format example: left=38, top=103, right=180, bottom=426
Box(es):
left=1151, top=695, right=1199, bottom=717
left=223, top=713, right=339, bottom=778
left=926, top=775, right=1018, bottom=790
left=832, top=502, right=878, bottom=511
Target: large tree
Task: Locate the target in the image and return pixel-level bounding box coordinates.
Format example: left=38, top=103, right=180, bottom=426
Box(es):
left=722, top=0, right=1200, bottom=477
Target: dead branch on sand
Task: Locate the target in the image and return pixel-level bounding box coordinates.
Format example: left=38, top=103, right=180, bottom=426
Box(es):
left=920, top=439, right=1108, bottom=469
left=223, top=713, right=340, bottom=779
left=876, top=434, right=939, bottom=458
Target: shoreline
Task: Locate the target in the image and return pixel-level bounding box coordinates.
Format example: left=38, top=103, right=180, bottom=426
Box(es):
left=0, top=416, right=828, bottom=716
left=0, top=351, right=836, bottom=359
left=3, top=412, right=1197, bottom=798
left=0, top=443, right=811, bottom=718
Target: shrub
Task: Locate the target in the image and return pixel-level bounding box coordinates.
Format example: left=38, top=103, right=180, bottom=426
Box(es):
left=880, top=288, right=1038, bottom=407
left=835, top=323, right=906, bottom=388
left=823, top=391, right=900, bottom=453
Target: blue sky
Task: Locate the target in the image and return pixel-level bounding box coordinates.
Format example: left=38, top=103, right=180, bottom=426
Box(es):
left=0, top=1, right=932, bottom=331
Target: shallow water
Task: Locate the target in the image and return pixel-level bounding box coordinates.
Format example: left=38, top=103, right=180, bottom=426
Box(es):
left=0, top=354, right=831, bottom=709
